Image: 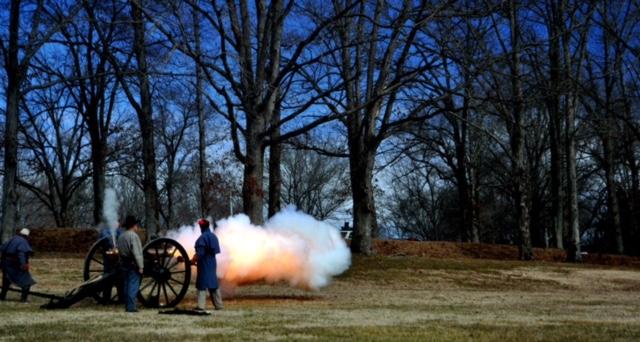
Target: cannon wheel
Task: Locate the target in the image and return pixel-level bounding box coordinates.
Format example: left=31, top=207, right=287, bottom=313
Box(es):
left=138, top=238, right=191, bottom=308
left=83, top=236, right=121, bottom=304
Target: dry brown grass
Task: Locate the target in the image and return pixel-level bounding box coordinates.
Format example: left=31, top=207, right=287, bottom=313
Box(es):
left=1, top=253, right=639, bottom=341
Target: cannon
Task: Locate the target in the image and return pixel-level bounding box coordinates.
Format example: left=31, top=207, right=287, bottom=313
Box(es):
left=83, top=237, right=191, bottom=308
left=7, top=237, right=192, bottom=309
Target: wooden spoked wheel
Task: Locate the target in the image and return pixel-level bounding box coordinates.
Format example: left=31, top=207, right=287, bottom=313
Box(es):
left=138, top=238, right=191, bottom=308
left=83, top=236, right=122, bottom=304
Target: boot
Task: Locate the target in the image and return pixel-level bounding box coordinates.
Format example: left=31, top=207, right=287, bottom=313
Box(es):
left=20, top=286, right=29, bottom=303
left=0, top=283, right=8, bottom=300
left=196, top=290, right=207, bottom=311
left=210, top=288, right=224, bottom=310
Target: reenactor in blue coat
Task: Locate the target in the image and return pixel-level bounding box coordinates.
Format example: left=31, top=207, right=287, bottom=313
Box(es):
left=0, top=228, right=36, bottom=302
left=192, top=219, right=224, bottom=311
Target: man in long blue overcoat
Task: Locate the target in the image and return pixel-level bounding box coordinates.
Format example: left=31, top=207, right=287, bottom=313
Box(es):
left=0, top=228, right=36, bottom=302
left=192, top=218, right=223, bottom=311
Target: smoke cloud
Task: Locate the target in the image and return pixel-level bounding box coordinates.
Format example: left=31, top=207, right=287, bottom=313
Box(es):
left=167, top=207, right=351, bottom=290
left=102, top=188, right=120, bottom=246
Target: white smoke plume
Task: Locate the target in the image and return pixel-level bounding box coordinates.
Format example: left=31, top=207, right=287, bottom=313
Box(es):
left=102, top=188, right=120, bottom=246
left=167, top=207, right=351, bottom=290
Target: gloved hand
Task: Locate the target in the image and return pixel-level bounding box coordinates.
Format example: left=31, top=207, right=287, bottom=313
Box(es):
left=21, top=263, right=30, bottom=271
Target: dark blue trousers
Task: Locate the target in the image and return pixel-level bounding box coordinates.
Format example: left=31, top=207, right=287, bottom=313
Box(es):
left=123, top=267, right=141, bottom=312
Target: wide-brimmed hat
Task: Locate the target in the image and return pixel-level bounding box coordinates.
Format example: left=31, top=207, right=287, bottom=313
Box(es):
left=123, top=216, right=140, bottom=229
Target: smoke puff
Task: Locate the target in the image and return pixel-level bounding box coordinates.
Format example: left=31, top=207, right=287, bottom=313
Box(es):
left=167, top=207, right=351, bottom=290
left=103, top=188, right=120, bottom=229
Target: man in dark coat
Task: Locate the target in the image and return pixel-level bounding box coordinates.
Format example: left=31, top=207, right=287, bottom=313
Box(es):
left=192, top=218, right=223, bottom=311
left=0, top=228, right=36, bottom=302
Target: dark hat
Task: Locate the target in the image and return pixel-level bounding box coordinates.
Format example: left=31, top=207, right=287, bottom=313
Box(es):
left=198, top=218, right=210, bottom=231
left=123, top=215, right=140, bottom=229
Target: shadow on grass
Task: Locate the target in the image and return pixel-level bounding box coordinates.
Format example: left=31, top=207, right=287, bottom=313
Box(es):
left=227, top=294, right=323, bottom=302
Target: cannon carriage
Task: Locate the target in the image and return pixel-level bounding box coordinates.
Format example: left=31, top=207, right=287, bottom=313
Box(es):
left=8, top=237, right=192, bottom=309
left=83, top=237, right=192, bottom=308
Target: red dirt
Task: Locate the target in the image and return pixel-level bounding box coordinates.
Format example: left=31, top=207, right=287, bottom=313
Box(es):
left=374, top=240, right=640, bottom=267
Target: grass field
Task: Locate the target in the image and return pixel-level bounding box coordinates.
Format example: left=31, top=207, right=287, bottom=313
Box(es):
left=1, top=253, right=640, bottom=341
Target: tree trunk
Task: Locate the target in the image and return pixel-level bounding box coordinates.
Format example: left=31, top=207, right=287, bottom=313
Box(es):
left=561, top=0, right=587, bottom=262
left=1, top=86, right=20, bottom=242
left=625, top=133, right=640, bottom=242
left=453, top=151, right=474, bottom=242
left=551, top=142, right=565, bottom=250
left=456, top=174, right=470, bottom=241
left=139, top=114, right=160, bottom=237
left=565, top=99, right=582, bottom=261
left=514, top=154, right=533, bottom=260
left=193, top=4, right=208, bottom=217
left=599, top=1, right=623, bottom=254
left=243, top=118, right=265, bottom=224
left=444, top=86, right=475, bottom=243
left=469, top=170, right=480, bottom=243
left=603, top=129, right=624, bottom=254
left=548, top=75, right=565, bottom=250
left=349, top=150, right=375, bottom=255
left=509, top=0, right=533, bottom=260
left=268, top=105, right=282, bottom=218
left=59, top=200, right=71, bottom=228
left=545, top=0, right=565, bottom=250
left=529, top=181, right=548, bottom=248
left=268, top=140, right=282, bottom=218
left=1, top=0, right=21, bottom=243
left=90, top=136, right=106, bottom=225
left=166, top=167, right=174, bottom=230
left=131, top=0, right=159, bottom=238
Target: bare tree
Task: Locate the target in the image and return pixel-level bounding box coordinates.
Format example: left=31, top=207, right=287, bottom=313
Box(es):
left=280, top=144, right=350, bottom=220
left=51, top=0, right=123, bottom=225
left=108, top=0, right=161, bottom=237
left=268, top=105, right=283, bottom=218
left=424, top=12, right=492, bottom=243
left=0, top=0, right=79, bottom=242
left=155, top=92, right=197, bottom=230
left=19, top=83, right=90, bottom=227
left=382, top=159, right=446, bottom=241
left=192, top=3, right=208, bottom=217
left=541, top=0, right=566, bottom=249
left=324, top=0, right=449, bottom=254
left=562, top=1, right=592, bottom=261
left=144, top=0, right=354, bottom=224
left=582, top=0, right=629, bottom=255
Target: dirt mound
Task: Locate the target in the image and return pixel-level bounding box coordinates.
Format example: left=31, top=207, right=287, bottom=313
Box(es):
left=25, top=227, right=147, bottom=255
left=374, top=240, right=640, bottom=267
